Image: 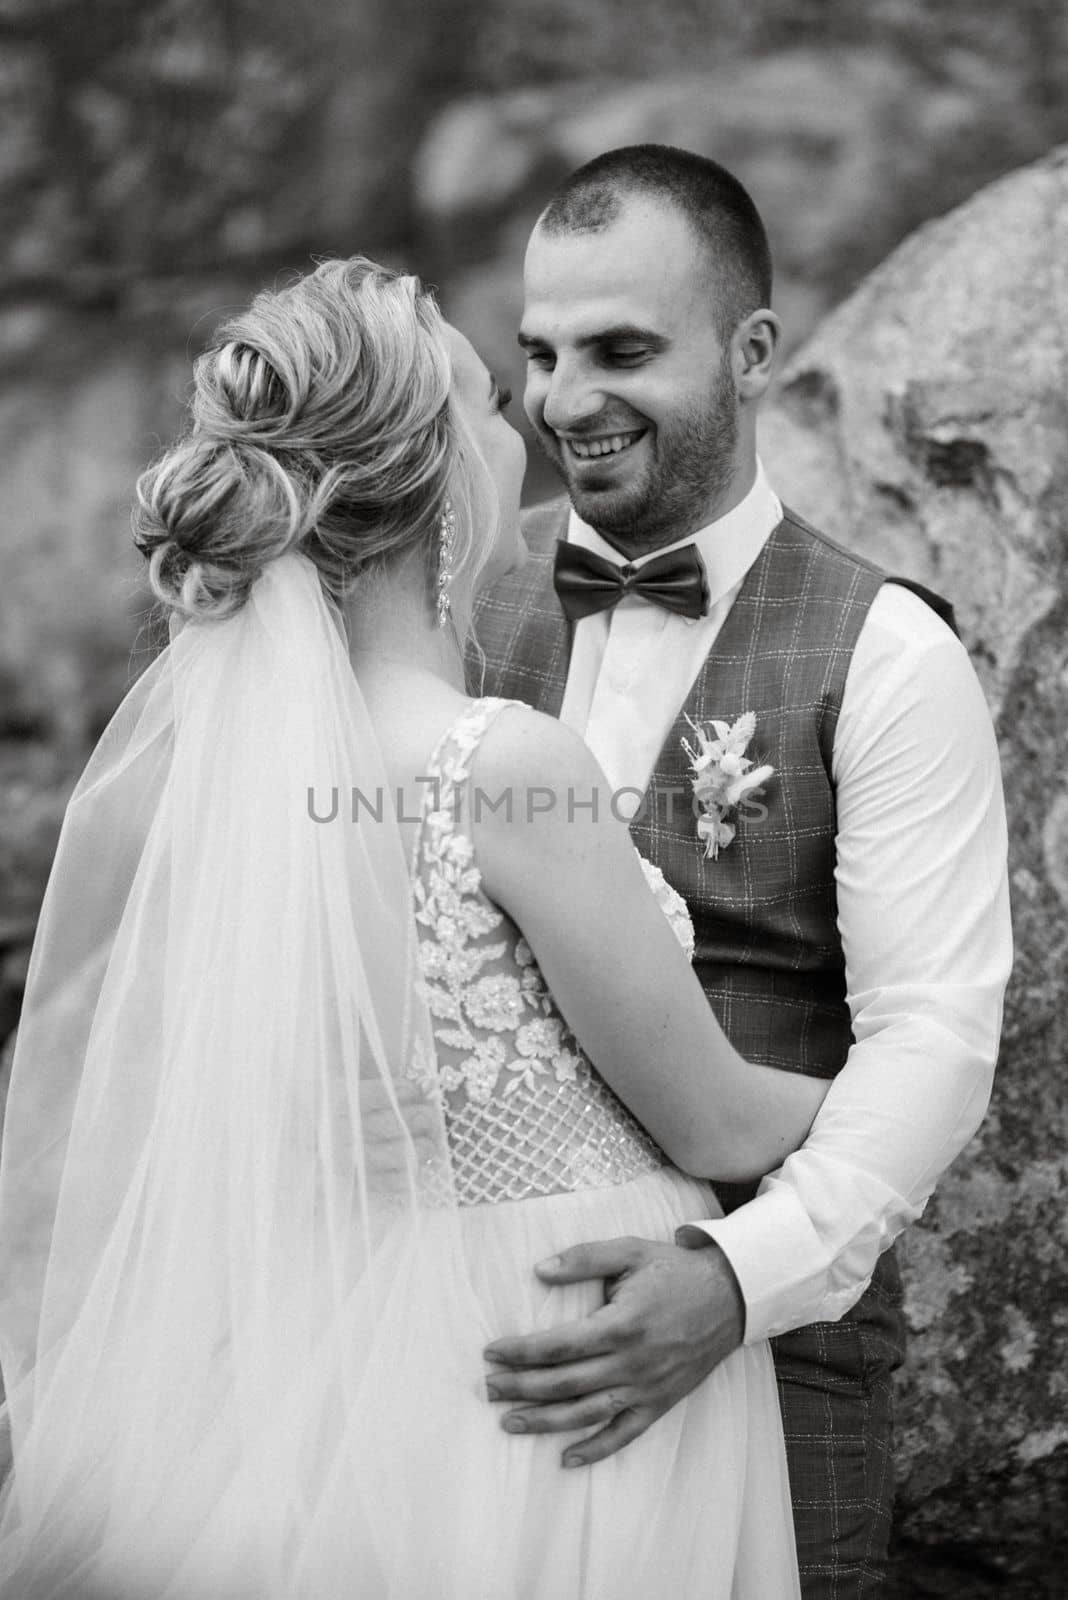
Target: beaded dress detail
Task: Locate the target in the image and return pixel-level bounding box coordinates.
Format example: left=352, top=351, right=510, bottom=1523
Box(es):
left=409, top=697, right=668, bottom=1207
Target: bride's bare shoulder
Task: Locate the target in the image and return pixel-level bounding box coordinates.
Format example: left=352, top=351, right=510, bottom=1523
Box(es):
left=473, top=701, right=606, bottom=803
left=470, top=702, right=628, bottom=903
left=373, top=683, right=603, bottom=803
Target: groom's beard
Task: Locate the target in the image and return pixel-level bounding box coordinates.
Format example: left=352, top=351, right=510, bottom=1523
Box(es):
left=538, top=355, right=739, bottom=555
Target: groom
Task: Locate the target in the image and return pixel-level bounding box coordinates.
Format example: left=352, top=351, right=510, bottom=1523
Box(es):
left=473, top=146, right=1011, bottom=1596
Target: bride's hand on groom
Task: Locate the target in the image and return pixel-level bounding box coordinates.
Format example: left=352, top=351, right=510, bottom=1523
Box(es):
left=482, top=1236, right=744, bottom=1467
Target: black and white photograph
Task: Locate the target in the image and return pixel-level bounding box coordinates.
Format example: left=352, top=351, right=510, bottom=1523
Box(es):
left=0, top=2, right=1064, bottom=1596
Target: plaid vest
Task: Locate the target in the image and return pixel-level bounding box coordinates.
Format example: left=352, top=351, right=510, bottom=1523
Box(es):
left=472, top=498, right=950, bottom=1243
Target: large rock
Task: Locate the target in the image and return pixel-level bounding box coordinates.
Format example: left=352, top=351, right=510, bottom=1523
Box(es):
left=0, top=0, right=464, bottom=303
left=0, top=293, right=230, bottom=753
left=417, top=46, right=1065, bottom=365
left=761, top=145, right=1068, bottom=1596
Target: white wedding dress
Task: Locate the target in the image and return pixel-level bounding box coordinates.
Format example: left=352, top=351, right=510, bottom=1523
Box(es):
left=0, top=563, right=798, bottom=1599
left=399, top=696, right=800, bottom=1599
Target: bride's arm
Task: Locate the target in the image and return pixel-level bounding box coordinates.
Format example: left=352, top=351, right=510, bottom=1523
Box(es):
left=471, top=707, right=828, bottom=1184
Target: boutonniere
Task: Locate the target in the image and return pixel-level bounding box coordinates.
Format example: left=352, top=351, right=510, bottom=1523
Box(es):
left=681, top=712, right=775, bottom=860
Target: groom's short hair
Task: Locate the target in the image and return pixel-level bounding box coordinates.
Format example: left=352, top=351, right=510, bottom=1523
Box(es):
left=537, top=145, right=772, bottom=338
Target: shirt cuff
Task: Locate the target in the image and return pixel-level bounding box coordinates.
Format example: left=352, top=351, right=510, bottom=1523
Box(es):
left=675, top=1185, right=871, bottom=1345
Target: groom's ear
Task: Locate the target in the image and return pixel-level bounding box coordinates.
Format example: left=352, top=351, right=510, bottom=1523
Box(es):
left=732, top=310, right=779, bottom=402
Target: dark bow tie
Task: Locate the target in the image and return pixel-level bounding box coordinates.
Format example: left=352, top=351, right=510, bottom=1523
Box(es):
left=553, top=539, right=710, bottom=623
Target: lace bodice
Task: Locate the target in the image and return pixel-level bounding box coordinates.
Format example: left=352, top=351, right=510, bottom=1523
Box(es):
left=408, top=697, right=676, bottom=1208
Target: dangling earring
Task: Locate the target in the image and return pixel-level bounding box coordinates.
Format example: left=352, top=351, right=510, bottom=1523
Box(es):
left=437, top=500, right=456, bottom=628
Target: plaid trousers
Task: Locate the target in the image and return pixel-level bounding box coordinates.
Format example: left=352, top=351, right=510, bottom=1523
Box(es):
left=773, top=1250, right=906, bottom=1598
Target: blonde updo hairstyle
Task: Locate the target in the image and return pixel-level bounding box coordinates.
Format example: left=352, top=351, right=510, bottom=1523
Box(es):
left=134, top=257, right=497, bottom=642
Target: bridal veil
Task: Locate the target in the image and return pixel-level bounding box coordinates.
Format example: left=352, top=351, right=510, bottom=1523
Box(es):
left=0, top=554, right=486, bottom=1598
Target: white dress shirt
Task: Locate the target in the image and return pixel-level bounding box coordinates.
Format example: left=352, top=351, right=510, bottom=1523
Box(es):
left=559, top=464, right=1012, bottom=1344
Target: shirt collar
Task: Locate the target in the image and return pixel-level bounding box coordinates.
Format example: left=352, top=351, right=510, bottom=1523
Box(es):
left=566, top=458, right=783, bottom=612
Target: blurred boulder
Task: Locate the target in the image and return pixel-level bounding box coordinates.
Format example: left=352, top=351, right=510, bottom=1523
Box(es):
left=417, top=44, right=1062, bottom=384
left=0, top=741, right=70, bottom=1119
left=0, top=313, right=189, bottom=755
left=0, top=746, right=68, bottom=946
left=0, top=0, right=467, bottom=302
left=761, top=144, right=1068, bottom=1597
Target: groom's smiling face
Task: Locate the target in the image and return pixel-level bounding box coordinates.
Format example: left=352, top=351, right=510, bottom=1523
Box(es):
left=520, top=195, right=741, bottom=554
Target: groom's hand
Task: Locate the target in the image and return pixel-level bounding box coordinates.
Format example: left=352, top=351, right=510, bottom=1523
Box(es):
left=483, top=1235, right=745, bottom=1467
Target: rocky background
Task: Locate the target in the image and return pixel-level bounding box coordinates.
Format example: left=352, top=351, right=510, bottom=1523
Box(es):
left=1, top=2, right=1066, bottom=1593
left=765, top=146, right=1068, bottom=1598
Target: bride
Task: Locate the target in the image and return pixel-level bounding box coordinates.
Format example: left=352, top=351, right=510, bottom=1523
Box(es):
left=0, top=257, right=826, bottom=1598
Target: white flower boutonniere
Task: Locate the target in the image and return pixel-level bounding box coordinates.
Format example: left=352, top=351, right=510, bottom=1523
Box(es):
left=681, top=712, right=775, bottom=860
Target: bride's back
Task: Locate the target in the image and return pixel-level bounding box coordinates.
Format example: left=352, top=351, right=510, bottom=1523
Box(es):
left=390, top=689, right=666, bottom=1208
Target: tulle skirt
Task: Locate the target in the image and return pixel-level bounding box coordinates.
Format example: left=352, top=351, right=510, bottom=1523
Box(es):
left=0, top=1167, right=798, bottom=1600
left=443, top=1166, right=800, bottom=1600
